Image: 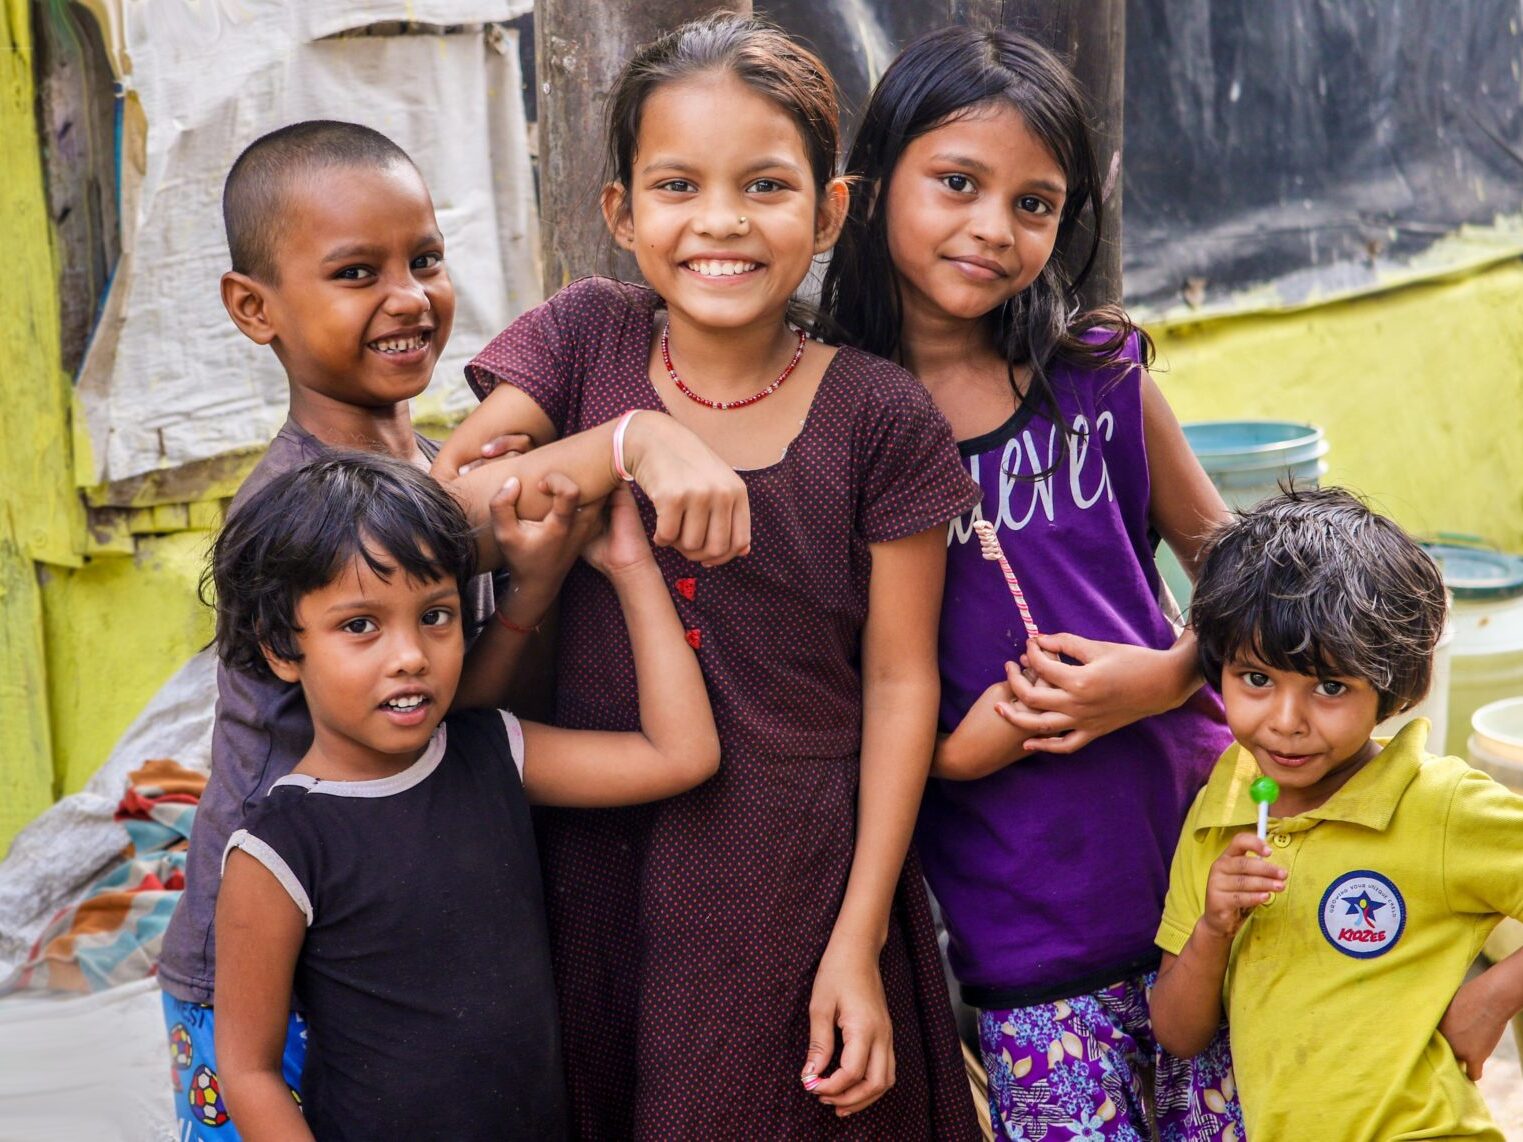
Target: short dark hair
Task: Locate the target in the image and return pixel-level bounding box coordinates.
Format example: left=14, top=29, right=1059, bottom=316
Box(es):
left=206, top=453, right=477, bottom=680
left=1191, top=486, right=1448, bottom=721
left=223, top=120, right=414, bottom=282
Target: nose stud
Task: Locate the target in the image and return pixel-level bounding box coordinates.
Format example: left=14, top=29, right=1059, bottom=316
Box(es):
left=737, top=215, right=749, bottom=229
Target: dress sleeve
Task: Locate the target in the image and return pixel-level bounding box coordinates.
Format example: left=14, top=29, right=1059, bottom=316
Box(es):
left=1442, top=768, right=1523, bottom=920
left=223, top=802, right=318, bottom=927
left=463, top=277, right=624, bottom=431
left=854, top=360, right=981, bottom=543
left=1156, top=788, right=1212, bottom=955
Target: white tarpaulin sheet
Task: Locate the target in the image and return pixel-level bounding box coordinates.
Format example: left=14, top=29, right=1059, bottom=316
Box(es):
left=76, top=1, right=540, bottom=487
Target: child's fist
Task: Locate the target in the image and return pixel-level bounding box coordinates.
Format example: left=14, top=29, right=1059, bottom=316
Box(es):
left=582, top=485, right=654, bottom=578
left=1202, top=831, right=1287, bottom=941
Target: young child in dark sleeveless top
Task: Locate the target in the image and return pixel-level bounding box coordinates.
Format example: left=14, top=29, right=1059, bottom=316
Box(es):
left=209, top=454, right=717, bottom=1140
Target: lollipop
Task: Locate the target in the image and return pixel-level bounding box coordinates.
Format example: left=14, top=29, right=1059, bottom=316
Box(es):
left=1249, top=775, right=1280, bottom=841
left=972, top=520, right=1040, bottom=643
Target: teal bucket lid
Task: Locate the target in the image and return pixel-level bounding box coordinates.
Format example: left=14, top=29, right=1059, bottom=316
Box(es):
left=1182, top=421, right=1329, bottom=473
left=1421, top=543, right=1523, bottom=601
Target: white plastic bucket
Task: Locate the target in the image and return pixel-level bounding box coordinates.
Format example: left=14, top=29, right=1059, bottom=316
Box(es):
left=1468, top=697, right=1523, bottom=792
left=1423, top=543, right=1523, bottom=756
left=1376, top=623, right=1452, bottom=749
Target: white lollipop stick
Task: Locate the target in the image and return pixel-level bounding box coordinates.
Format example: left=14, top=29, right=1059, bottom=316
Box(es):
left=1257, top=801, right=1270, bottom=841
left=972, top=520, right=1040, bottom=644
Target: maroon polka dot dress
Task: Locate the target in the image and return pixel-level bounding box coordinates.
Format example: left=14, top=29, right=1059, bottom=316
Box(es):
left=468, top=278, right=982, bottom=1139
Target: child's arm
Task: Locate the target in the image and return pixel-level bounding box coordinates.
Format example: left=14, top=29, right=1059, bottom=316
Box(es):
left=1151, top=831, right=1286, bottom=1058
left=516, top=485, right=720, bottom=806
left=1441, top=946, right=1523, bottom=1080
left=985, top=371, right=1228, bottom=755
left=931, top=671, right=1037, bottom=779
left=452, top=472, right=597, bottom=712
left=803, top=526, right=946, bottom=1118
left=214, top=851, right=314, bottom=1141
left=434, top=392, right=750, bottom=570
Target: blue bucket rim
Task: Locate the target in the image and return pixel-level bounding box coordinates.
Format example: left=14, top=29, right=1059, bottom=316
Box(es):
left=1183, top=420, right=1326, bottom=458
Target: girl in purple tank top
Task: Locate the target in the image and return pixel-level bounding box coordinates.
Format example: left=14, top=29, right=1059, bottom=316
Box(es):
left=823, top=28, right=1246, bottom=1142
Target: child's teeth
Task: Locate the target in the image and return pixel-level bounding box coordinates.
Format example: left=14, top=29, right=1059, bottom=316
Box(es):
left=372, top=335, right=425, bottom=353
left=387, top=695, right=424, bottom=710
left=690, top=260, right=756, bottom=277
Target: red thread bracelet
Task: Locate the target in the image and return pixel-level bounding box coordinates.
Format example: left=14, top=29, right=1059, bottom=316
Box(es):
left=494, top=609, right=541, bottom=635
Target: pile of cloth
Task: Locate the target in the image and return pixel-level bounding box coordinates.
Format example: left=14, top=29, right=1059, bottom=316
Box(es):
left=0, top=652, right=214, bottom=1142
left=1, top=759, right=202, bottom=996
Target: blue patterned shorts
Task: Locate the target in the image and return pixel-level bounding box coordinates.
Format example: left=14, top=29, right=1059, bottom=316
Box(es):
left=161, top=993, right=307, bottom=1139
left=977, top=971, right=1243, bottom=1141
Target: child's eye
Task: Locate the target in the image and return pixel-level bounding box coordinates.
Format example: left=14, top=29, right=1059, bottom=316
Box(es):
left=421, top=607, right=454, bottom=628
left=412, top=251, right=444, bottom=271
left=655, top=179, right=696, bottom=194
left=335, top=265, right=376, bottom=282
left=940, top=174, right=976, bottom=194
left=745, top=178, right=785, bottom=194
left=1316, top=680, right=1348, bottom=697
left=1018, top=195, right=1053, bottom=216
left=1243, top=671, right=1271, bottom=689
left=341, top=617, right=378, bottom=635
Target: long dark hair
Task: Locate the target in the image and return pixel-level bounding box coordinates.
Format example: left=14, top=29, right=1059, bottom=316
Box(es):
left=820, top=26, right=1150, bottom=437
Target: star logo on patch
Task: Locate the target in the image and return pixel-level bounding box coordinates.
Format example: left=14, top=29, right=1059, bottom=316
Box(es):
left=1342, top=892, right=1386, bottom=929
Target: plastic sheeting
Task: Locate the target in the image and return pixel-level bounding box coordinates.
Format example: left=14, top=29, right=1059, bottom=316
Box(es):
left=1123, top=0, right=1523, bottom=316
left=75, top=2, right=539, bottom=487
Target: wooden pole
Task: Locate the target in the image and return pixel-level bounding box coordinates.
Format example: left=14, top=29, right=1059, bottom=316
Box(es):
left=948, top=0, right=1126, bottom=307
left=536, top=0, right=752, bottom=295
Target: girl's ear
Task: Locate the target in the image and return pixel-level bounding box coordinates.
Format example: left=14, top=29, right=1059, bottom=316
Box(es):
left=221, top=272, right=277, bottom=346
left=261, top=645, right=302, bottom=685
left=601, top=182, right=635, bottom=249
left=813, top=177, right=851, bottom=254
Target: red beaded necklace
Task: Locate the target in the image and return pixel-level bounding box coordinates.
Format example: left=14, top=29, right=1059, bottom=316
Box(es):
left=661, top=321, right=808, bottom=411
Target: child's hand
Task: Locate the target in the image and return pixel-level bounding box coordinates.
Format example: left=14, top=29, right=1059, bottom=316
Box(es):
left=620, top=413, right=751, bottom=566
left=456, top=432, right=536, bottom=476
left=998, top=633, right=1199, bottom=753
left=1201, top=832, right=1286, bottom=941
left=489, top=473, right=602, bottom=626
left=802, top=942, right=894, bottom=1117
left=1440, top=970, right=1513, bottom=1080
left=582, top=485, right=654, bottom=579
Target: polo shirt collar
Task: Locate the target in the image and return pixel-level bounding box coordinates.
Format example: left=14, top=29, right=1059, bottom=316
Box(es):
left=1194, top=718, right=1430, bottom=834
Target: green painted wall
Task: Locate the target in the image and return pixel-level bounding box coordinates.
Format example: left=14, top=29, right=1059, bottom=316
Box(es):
left=40, top=532, right=215, bottom=795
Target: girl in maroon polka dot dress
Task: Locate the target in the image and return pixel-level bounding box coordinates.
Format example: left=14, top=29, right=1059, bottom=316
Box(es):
left=437, top=14, right=981, bottom=1139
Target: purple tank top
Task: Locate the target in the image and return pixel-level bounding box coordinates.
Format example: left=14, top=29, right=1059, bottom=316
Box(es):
left=916, top=335, right=1232, bottom=1005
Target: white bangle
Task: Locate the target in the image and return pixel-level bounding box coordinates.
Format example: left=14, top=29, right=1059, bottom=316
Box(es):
left=612, top=410, right=641, bottom=483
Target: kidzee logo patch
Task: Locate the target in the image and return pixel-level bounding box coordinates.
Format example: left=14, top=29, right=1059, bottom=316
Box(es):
left=1318, top=870, right=1405, bottom=959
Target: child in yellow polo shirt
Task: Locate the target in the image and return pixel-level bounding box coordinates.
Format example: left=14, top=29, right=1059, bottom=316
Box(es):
left=1151, top=487, right=1523, bottom=1142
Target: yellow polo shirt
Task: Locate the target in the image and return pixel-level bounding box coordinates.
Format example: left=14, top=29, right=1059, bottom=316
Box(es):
left=1157, top=720, right=1523, bottom=1142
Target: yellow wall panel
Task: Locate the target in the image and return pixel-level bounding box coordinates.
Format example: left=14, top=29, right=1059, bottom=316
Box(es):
left=1153, top=261, right=1523, bottom=552
left=40, top=533, right=216, bottom=796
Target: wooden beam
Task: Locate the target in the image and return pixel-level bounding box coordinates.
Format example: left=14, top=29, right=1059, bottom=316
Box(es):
left=535, top=0, right=751, bottom=294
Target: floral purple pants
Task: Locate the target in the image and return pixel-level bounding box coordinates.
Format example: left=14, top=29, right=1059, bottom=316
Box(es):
left=977, top=972, right=1243, bottom=1141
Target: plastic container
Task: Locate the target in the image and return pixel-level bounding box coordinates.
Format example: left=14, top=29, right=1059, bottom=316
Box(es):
left=1467, top=697, right=1523, bottom=792
left=1182, top=420, right=1329, bottom=501
left=1423, top=542, right=1523, bottom=756
left=1376, top=622, right=1452, bottom=749
left=1158, top=421, right=1328, bottom=605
